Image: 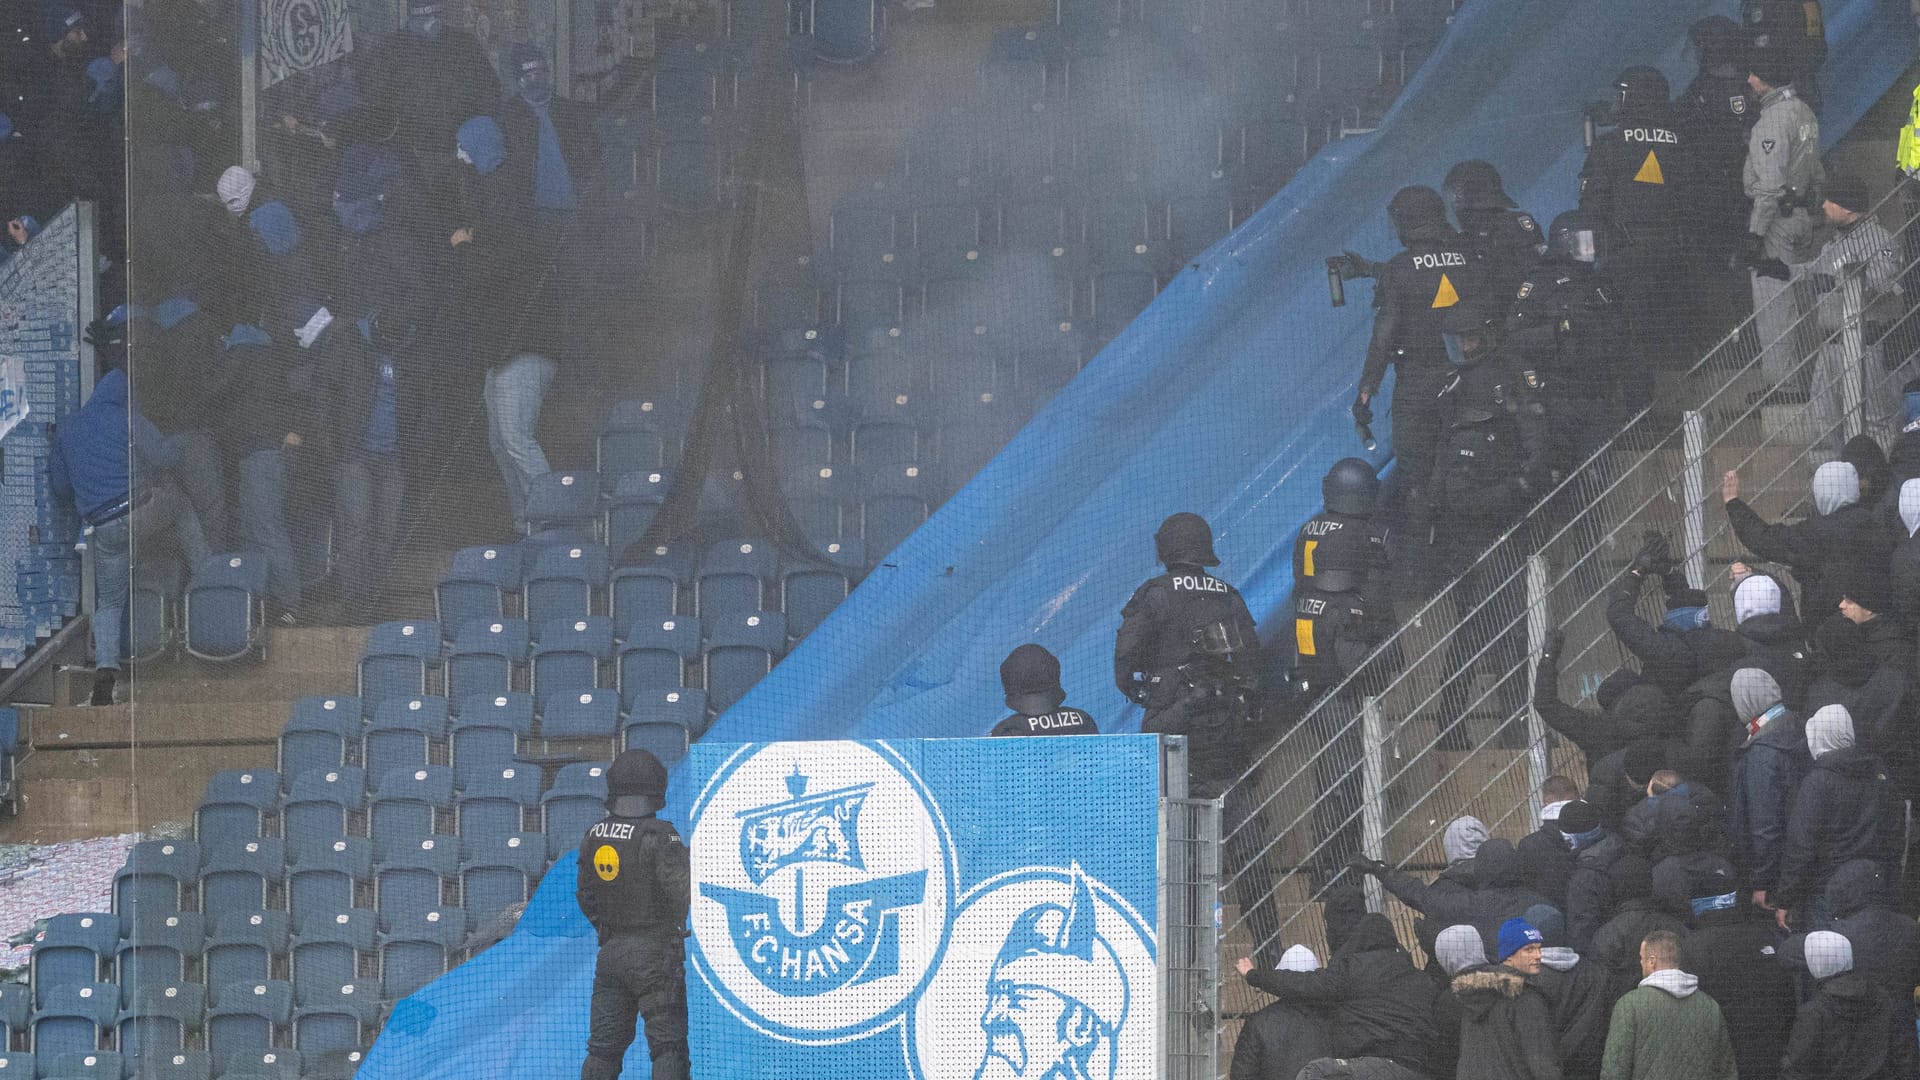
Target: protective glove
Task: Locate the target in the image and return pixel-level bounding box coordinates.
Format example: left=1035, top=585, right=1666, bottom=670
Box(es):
left=1339, top=250, right=1380, bottom=280
left=1752, top=257, right=1792, bottom=282
left=1346, top=855, right=1389, bottom=877
left=1351, top=398, right=1374, bottom=428
left=1628, top=531, right=1672, bottom=578
left=1123, top=679, right=1150, bottom=706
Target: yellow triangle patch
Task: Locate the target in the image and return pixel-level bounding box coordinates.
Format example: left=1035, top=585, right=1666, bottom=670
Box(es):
left=1431, top=273, right=1459, bottom=309
left=1634, top=150, right=1665, bottom=184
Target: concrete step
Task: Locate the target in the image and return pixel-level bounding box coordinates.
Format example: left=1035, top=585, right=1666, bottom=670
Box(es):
left=25, top=698, right=293, bottom=751
left=0, top=744, right=274, bottom=844
left=96, top=625, right=368, bottom=706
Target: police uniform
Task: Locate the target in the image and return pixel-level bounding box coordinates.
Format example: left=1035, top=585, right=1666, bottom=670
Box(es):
left=1746, top=78, right=1824, bottom=387
left=1507, top=267, right=1623, bottom=463
left=1744, top=0, right=1826, bottom=111
left=577, top=751, right=692, bottom=1080
left=1456, top=207, right=1547, bottom=316
left=988, top=707, right=1098, bottom=737
left=1114, top=514, right=1262, bottom=789
left=1580, top=73, right=1692, bottom=388
left=1679, top=18, right=1763, bottom=341
left=991, top=643, right=1098, bottom=737
left=1289, top=511, right=1388, bottom=695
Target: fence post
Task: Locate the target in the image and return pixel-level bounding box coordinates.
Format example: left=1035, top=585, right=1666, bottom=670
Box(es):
left=239, top=0, right=259, bottom=171
left=1360, top=695, right=1387, bottom=914
left=1839, top=270, right=1867, bottom=443
left=1525, top=555, right=1551, bottom=824
left=1682, top=410, right=1708, bottom=590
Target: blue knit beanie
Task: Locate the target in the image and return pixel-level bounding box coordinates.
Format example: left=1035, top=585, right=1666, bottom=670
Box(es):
left=1496, top=918, right=1542, bottom=962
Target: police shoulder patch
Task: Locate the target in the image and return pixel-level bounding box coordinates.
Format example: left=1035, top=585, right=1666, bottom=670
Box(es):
left=1516, top=281, right=1534, bottom=300
left=1762, top=138, right=1776, bottom=153
left=1519, top=214, right=1538, bottom=232
left=1523, top=369, right=1541, bottom=389
left=1730, top=95, right=1747, bottom=116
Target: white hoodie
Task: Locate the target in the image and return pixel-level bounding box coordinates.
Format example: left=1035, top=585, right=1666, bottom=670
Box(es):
left=1812, top=460, right=1861, bottom=515
left=1806, top=704, right=1856, bottom=760
left=1638, top=967, right=1699, bottom=998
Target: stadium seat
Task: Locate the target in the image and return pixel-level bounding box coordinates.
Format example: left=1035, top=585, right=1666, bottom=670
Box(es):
left=523, top=472, right=602, bottom=539
left=598, top=398, right=682, bottom=476
left=372, top=836, right=458, bottom=927
left=434, top=545, right=524, bottom=633
left=380, top=907, right=464, bottom=999
left=205, top=981, right=293, bottom=1067
left=118, top=983, right=206, bottom=1068
left=0, top=983, right=27, bottom=1047
left=1013, top=321, right=1085, bottom=393
left=805, top=0, right=877, bottom=63
left=129, top=555, right=183, bottom=664
left=780, top=467, right=852, bottom=548
left=626, top=688, right=709, bottom=742
left=278, top=697, right=363, bottom=786
left=41, top=1049, right=123, bottom=1077
left=196, top=769, right=280, bottom=842
left=524, top=544, right=610, bottom=630
left=766, top=390, right=841, bottom=466
left=698, top=540, right=778, bottom=616
left=285, top=838, right=372, bottom=925
left=204, top=912, right=289, bottom=994
left=652, top=128, right=727, bottom=213
left=184, top=554, right=269, bottom=662
left=617, top=617, right=701, bottom=705
left=1089, top=266, right=1158, bottom=340
left=289, top=911, right=376, bottom=1007
left=703, top=612, right=787, bottom=716
left=460, top=834, right=546, bottom=933
left=837, top=279, right=904, bottom=343
left=782, top=539, right=866, bottom=640
left=281, top=768, right=366, bottom=845
left=446, top=619, right=529, bottom=702
left=29, top=983, right=117, bottom=1060
left=292, top=980, right=380, bottom=1058
left=454, top=690, right=535, bottom=728
left=1164, top=171, right=1238, bottom=266
left=606, top=470, right=672, bottom=559
left=850, top=393, right=926, bottom=467
left=860, top=464, right=937, bottom=557
left=455, top=765, right=540, bottom=840
left=623, top=719, right=689, bottom=765
left=117, top=911, right=205, bottom=1005
left=534, top=689, right=621, bottom=763
left=357, top=621, right=441, bottom=708
left=213, top=1047, right=301, bottom=1079
left=760, top=349, right=833, bottom=406
left=30, top=914, right=116, bottom=1007
left=114, top=839, right=201, bottom=929
left=909, top=202, right=985, bottom=283
left=541, top=764, right=610, bottom=858
left=531, top=618, right=616, bottom=709
left=610, top=547, right=694, bottom=631
left=938, top=391, right=1024, bottom=490
left=198, top=839, right=285, bottom=922
left=753, top=279, right=823, bottom=335
left=449, top=698, right=535, bottom=791
left=828, top=190, right=902, bottom=283
left=368, top=768, right=455, bottom=848
left=364, top=697, right=451, bottom=783
left=0, top=1052, right=30, bottom=1077
left=132, top=1049, right=212, bottom=1079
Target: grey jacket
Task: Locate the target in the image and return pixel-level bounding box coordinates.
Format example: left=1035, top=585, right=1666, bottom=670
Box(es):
left=1815, top=215, right=1905, bottom=331
left=1745, top=85, right=1825, bottom=264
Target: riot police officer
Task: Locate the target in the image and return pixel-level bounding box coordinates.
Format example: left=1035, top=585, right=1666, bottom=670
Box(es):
left=1114, top=512, right=1262, bottom=792
left=1580, top=65, right=1693, bottom=404
left=1743, top=0, right=1825, bottom=112
left=1679, top=16, right=1761, bottom=342
left=1507, top=209, right=1629, bottom=462
left=577, top=749, right=692, bottom=1080
left=990, top=643, right=1098, bottom=736
left=1353, top=185, right=1484, bottom=554
left=1443, top=159, right=1547, bottom=315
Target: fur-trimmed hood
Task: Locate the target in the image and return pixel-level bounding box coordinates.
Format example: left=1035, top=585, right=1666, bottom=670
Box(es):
left=1451, top=964, right=1533, bottom=1018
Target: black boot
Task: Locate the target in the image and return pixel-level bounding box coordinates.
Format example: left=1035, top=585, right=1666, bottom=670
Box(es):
left=88, top=669, right=116, bottom=706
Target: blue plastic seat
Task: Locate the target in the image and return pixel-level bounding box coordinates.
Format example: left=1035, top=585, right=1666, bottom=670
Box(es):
left=196, top=769, right=280, bottom=842
left=783, top=539, right=866, bottom=640
left=461, top=834, right=547, bottom=933
left=206, top=981, right=293, bottom=1068
left=837, top=280, right=903, bottom=343
left=364, top=697, right=450, bottom=783
left=652, top=127, right=726, bottom=213
left=1090, top=264, right=1158, bottom=341
left=278, top=697, right=362, bottom=786
left=617, top=617, right=701, bottom=705
left=524, top=544, right=610, bottom=629
left=369, top=767, right=455, bottom=848
left=290, top=910, right=377, bottom=1008
left=130, top=1048, right=211, bottom=1079
left=43, top=1049, right=123, bottom=1077
left=435, top=545, right=524, bottom=633
left=281, top=768, right=366, bottom=846
left=294, top=979, right=380, bottom=1061
left=599, top=399, right=682, bottom=477
left=804, top=0, right=877, bottom=63
left=357, top=621, right=441, bottom=708
left=698, top=539, right=778, bottom=616
left=117, top=911, right=205, bottom=1006
left=213, top=1047, right=301, bottom=1078
left=285, top=838, right=372, bottom=925
left=703, top=612, right=787, bottom=716
left=455, top=765, right=540, bottom=840
left=536, top=689, right=621, bottom=764
left=372, top=836, right=459, bottom=931
left=767, top=390, right=842, bottom=465
left=780, top=467, right=852, bottom=548
left=1014, top=321, right=1085, bottom=393
left=446, top=619, right=529, bottom=702
left=129, top=555, right=183, bottom=663
left=606, top=470, right=673, bottom=559
left=29, top=983, right=117, bottom=1061
left=622, top=720, right=689, bottom=765
left=626, top=687, right=709, bottom=740
left=114, top=839, right=201, bottom=929
left=453, top=691, right=535, bottom=728
left=829, top=190, right=902, bottom=282
left=117, top=982, right=205, bottom=1068
left=380, top=907, right=464, bottom=999
left=850, top=393, right=927, bottom=467
left=860, top=464, right=938, bottom=558
left=524, top=472, right=602, bottom=539
left=611, top=546, right=694, bottom=632
left=0, top=1052, right=30, bottom=1077
left=198, top=839, right=285, bottom=922
left=541, top=764, right=610, bottom=858
left=449, top=697, right=534, bottom=791
left=0, top=984, right=28, bottom=1048
left=205, top=911, right=289, bottom=995
left=185, top=554, right=269, bottom=661
left=531, top=617, right=615, bottom=708
left=31, top=914, right=117, bottom=1007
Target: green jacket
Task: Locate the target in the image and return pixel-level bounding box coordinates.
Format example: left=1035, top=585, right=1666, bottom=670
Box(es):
left=1599, top=970, right=1738, bottom=1080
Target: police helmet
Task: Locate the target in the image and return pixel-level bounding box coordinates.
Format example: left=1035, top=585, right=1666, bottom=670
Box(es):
left=1612, top=65, right=1671, bottom=114
left=606, top=749, right=669, bottom=816
left=1322, top=457, right=1381, bottom=517
left=1442, top=160, right=1515, bottom=214
left=1000, top=643, right=1067, bottom=717
left=1687, top=15, right=1745, bottom=69
left=1548, top=209, right=1612, bottom=267
left=1387, top=185, right=1450, bottom=246
left=1442, top=300, right=1502, bottom=369
left=1155, top=512, right=1221, bottom=567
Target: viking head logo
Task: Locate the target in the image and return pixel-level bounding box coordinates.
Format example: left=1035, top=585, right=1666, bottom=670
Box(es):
left=974, top=867, right=1126, bottom=1080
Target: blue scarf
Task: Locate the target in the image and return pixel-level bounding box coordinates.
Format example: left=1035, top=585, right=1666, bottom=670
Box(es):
left=1662, top=606, right=1710, bottom=632
left=529, top=101, right=578, bottom=212
left=249, top=201, right=301, bottom=254
left=1906, top=391, right=1920, bottom=426
left=1690, top=892, right=1738, bottom=916
left=1563, top=825, right=1606, bottom=852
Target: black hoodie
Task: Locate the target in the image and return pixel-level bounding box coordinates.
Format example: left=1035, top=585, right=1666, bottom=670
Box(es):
left=1244, top=913, right=1436, bottom=1068
left=1781, top=747, right=1904, bottom=914
left=1821, top=860, right=1920, bottom=1007
left=1450, top=963, right=1564, bottom=1080
left=1780, top=970, right=1920, bottom=1080
left=1379, top=840, right=1552, bottom=958
left=1726, top=496, right=1893, bottom=640
left=1681, top=904, right=1795, bottom=1080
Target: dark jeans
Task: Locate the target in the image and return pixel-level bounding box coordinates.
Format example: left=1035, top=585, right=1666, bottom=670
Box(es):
left=94, top=487, right=210, bottom=670
left=240, top=447, right=300, bottom=609
left=334, top=450, right=402, bottom=622
left=582, top=935, right=690, bottom=1080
